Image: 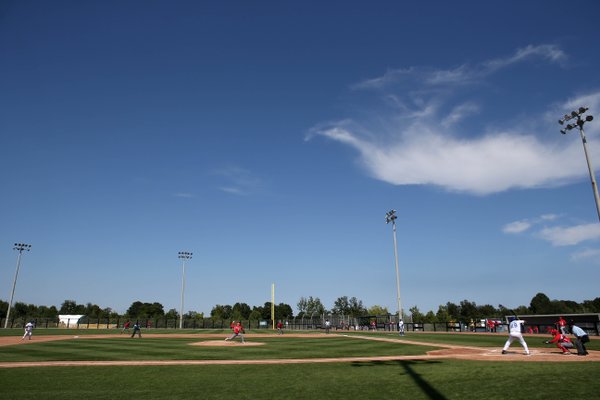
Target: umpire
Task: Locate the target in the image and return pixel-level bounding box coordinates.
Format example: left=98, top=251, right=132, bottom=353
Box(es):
left=570, top=321, right=589, bottom=356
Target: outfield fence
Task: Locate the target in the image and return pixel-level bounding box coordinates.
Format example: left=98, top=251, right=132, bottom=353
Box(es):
left=2, top=315, right=598, bottom=335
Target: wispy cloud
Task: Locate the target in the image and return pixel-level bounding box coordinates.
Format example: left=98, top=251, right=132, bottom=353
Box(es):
left=537, top=223, right=600, bottom=246
left=308, top=44, right=600, bottom=196
left=352, top=44, right=567, bottom=90
left=173, top=192, right=195, bottom=198
left=503, top=220, right=532, bottom=234
left=503, top=214, right=558, bottom=234
left=483, top=44, right=567, bottom=72
left=571, top=247, right=600, bottom=263
left=213, top=166, right=262, bottom=196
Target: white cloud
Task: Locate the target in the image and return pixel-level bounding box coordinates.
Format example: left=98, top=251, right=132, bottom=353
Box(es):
left=441, top=103, right=479, bottom=128
left=503, top=220, right=532, bottom=234
left=213, top=166, right=262, bottom=196
left=311, top=123, right=585, bottom=195
left=538, top=223, right=600, bottom=246
left=352, top=44, right=567, bottom=90
left=571, top=248, right=600, bottom=262
left=483, top=44, right=567, bottom=72
left=308, top=43, right=600, bottom=196
left=503, top=214, right=559, bottom=234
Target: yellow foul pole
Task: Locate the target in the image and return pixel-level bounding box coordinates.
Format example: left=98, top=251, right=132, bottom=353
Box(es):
left=271, top=283, right=275, bottom=329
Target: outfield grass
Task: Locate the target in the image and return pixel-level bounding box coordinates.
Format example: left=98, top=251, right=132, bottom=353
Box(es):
left=0, top=335, right=436, bottom=362
left=1, top=361, right=599, bottom=399
left=1, top=330, right=598, bottom=399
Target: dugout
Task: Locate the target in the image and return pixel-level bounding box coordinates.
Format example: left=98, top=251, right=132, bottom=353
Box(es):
left=506, top=313, right=600, bottom=336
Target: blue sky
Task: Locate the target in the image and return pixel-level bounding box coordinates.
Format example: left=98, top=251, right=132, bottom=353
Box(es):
left=2, top=1, right=600, bottom=316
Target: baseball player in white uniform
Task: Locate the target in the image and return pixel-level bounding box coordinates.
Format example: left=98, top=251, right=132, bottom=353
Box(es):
left=22, top=321, right=34, bottom=340
left=502, top=318, right=529, bottom=355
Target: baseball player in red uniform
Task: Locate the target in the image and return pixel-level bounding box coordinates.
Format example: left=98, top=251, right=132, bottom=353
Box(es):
left=225, top=321, right=245, bottom=343
left=545, top=329, right=573, bottom=354
left=556, top=316, right=568, bottom=334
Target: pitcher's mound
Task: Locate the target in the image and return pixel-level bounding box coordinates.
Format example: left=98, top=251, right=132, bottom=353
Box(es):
left=191, top=340, right=265, bottom=347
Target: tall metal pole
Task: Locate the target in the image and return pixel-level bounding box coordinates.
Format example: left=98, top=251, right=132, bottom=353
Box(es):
left=578, top=126, right=600, bottom=221
left=385, top=211, right=402, bottom=322
left=178, top=251, right=192, bottom=329
left=4, top=243, right=31, bottom=329
left=559, top=107, right=599, bottom=222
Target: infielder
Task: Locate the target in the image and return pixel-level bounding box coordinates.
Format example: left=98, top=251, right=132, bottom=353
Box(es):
left=398, top=319, right=405, bottom=336
left=502, top=318, right=530, bottom=355
left=22, top=321, right=34, bottom=340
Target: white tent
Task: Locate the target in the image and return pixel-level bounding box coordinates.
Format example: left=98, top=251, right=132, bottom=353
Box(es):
left=58, top=314, right=84, bottom=327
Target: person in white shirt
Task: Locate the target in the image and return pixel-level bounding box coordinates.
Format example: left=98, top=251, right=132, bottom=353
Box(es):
left=398, top=319, right=405, bottom=336
left=22, top=321, right=34, bottom=340
left=502, top=318, right=530, bottom=355
left=570, top=323, right=589, bottom=356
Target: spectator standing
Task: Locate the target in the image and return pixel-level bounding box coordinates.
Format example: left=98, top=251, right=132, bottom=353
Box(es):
left=398, top=319, right=405, bottom=336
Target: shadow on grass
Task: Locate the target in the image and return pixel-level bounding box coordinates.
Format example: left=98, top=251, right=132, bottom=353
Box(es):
left=351, top=360, right=447, bottom=400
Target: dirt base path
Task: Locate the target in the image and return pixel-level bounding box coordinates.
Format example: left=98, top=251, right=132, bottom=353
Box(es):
left=0, top=333, right=597, bottom=368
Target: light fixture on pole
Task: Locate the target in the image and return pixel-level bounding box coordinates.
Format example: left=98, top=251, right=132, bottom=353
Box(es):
left=4, top=243, right=31, bottom=329
left=178, top=251, right=192, bottom=329
left=385, top=210, right=402, bottom=323
left=559, top=107, right=600, bottom=222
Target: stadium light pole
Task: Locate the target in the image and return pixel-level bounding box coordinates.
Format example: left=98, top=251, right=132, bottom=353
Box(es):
left=178, top=251, right=192, bottom=329
left=385, top=210, right=402, bottom=323
left=4, top=243, right=31, bottom=329
left=559, top=107, right=600, bottom=222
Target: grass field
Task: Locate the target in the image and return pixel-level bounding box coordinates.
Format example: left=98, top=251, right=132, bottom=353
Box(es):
left=0, top=329, right=598, bottom=399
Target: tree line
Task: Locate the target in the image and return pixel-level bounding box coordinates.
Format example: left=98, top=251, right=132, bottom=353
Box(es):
left=1, top=292, right=599, bottom=322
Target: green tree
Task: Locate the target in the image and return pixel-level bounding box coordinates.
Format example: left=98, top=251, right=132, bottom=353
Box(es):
left=583, top=297, right=600, bottom=313
left=306, top=296, right=326, bottom=316
left=478, top=304, right=497, bottom=318
left=423, top=311, right=437, bottom=323
left=348, top=297, right=366, bottom=317
left=210, top=304, right=232, bottom=320
left=298, top=296, right=326, bottom=316
left=332, top=296, right=350, bottom=315
left=436, top=305, right=450, bottom=321
left=445, top=302, right=459, bottom=320
left=165, top=308, right=179, bottom=319
left=0, top=300, right=8, bottom=319
left=13, top=302, right=33, bottom=318
left=367, top=305, right=389, bottom=316
left=275, top=303, right=293, bottom=320
left=37, top=305, right=58, bottom=319
left=126, top=301, right=165, bottom=318
left=249, top=308, right=263, bottom=321
left=409, top=306, right=424, bottom=322
left=232, top=302, right=252, bottom=319
left=459, top=300, right=478, bottom=321
left=60, top=300, right=85, bottom=314
left=530, top=292, right=552, bottom=314
left=297, top=297, right=308, bottom=316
